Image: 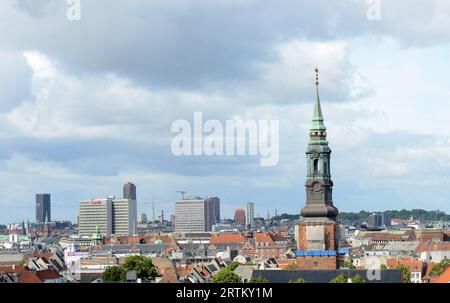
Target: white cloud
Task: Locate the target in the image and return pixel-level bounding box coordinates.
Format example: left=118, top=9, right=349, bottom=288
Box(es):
left=2, top=2, right=450, bottom=222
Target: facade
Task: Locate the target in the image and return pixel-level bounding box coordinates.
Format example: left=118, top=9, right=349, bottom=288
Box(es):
left=368, top=213, right=383, bottom=228
left=381, top=212, right=391, bottom=226
left=254, top=232, right=289, bottom=260
left=78, top=197, right=137, bottom=237
left=111, top=198, right=137, bottom=236
left=206, top=197, right=220, bottom=224
left=79, top=199, right=113, bottom=237
left=36, top=194, right=51, bottom=223
left=246, top=202, right=255, bottom=228
left=234, top=209, right=246, bottom=226
left=123, top=182, right=136, bottom=200
left=175, top=198, right=213, bottom=233
left=296, top=69, right=340, bottom=270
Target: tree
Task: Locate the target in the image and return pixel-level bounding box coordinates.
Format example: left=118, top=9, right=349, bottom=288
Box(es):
left=343, top=261, right=356, bottom=269
left=122, top=255, right=158, bottom=281
left=380, top=264, right=388, bottom=270
left=429, top=259, right=450, bottom=277
left=249, top=276, right=269, bottom=283
left=394, top=264, right=411, bottom=283
left=289, top=278, right=306, bottom=283
left=102, top=266, right=126, bottom=282
left=227, top=261, right=241, bottom=271
left=330, top=274, right=349, bottom=283
left=210, top=268, right=242, bottom=283
left=351, top=274, right=366, bottom=283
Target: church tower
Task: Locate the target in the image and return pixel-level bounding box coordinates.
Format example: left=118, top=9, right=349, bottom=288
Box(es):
left=296, top=69, right=340, bottom=270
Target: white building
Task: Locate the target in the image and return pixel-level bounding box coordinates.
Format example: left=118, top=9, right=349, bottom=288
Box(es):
left=111, top=198, right=137, bottom=236
left=175, top=198, right=213, bottom=233
left=79, top=199, right=113, bottom=237
left=78, top=197, right=137, bottom=237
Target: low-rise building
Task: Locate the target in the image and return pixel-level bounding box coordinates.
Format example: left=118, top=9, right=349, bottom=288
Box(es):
left=387, top=258, right=425, bottom=283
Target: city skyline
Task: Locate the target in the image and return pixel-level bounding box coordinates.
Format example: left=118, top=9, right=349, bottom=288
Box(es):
left=1, top=1, right=450, bottom=223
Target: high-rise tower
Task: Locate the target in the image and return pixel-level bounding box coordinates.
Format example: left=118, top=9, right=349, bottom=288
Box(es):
left=123, top=182, right=137, bottom=200
left=296, top=69, right=340, bottom=270
left=36, top=194, right=51, bottom=223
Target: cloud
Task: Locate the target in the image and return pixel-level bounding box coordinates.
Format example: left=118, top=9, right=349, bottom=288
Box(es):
left=1, top=1, right=450, bottom=92
left=1, top=1, right=450, bottom=222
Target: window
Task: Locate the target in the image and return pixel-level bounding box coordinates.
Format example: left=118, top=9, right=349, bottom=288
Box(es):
left=313, top=159, right=319, bottom=172
left=313, top=261, right=319, bottom=267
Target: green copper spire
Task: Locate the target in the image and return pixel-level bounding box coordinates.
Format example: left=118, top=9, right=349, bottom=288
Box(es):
left=309, top=68, right=328, bottom=144
left=310, top=68, right=327, bottom=133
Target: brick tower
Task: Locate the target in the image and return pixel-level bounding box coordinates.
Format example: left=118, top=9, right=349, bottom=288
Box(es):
left=296, top=69, right=340, bottom=270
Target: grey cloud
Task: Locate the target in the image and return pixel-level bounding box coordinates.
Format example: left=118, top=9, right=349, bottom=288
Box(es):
left=10, top=0, right=60, bottom=19
left=0, top=1, right=381, bottom=92
left=0, top=52, right=32, bottom=110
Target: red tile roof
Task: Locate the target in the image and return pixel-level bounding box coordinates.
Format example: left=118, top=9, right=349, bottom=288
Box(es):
left=434, top=267, right=450, bottom=283
left=423, top=262, right=438, bottom=281
left=271, top=233, right=287, bottom=242
left=210, top=234, right=246, bottom=244
left=175, top=265, right=192, bottom=278
left=35, top=269, right=63, bottom=281
left=158, top=268, right=179, bottom=283
left=18, top=272, right=43, bottom=283
left=386, top=258, right=424, bottom=273
left=158, top=235, right=173, bottom=244
left=416, top=241, right=450, bottom=253
left=254, top=233, right=275, bottom=245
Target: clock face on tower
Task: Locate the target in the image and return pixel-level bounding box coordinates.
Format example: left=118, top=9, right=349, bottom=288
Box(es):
left=313, top=152, right=320, bottom=158
left=313, top=183, right=321, bottom=192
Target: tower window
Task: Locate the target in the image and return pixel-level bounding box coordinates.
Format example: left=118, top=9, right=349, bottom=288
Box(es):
left=313, top=159, right=319, bottom=172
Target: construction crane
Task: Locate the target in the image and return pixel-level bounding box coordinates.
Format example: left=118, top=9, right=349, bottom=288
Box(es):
left=144, top=200, right=174, bottom=228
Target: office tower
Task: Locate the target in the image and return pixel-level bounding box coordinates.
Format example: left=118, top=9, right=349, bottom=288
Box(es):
left=112, top=198, right=138, bottom=235
left=206, top=197, right=221, bottom=224
left=234, top=208, right=246, bottom=226
left=368, top=213, right=383, bottom=228
left=79, top=199, right=113, bottom=237
left=246, top=202, right=255, bottom=228
left=297, top=69, right=339, bottom=270
left=381, top=212, right=391, bottom=227
left=36, top=194, right=51, bottom=223
left=123, top=182, right=137, bottom=200
left=140, top=213, right=148, bottom=224
left=78, top=197, right=137, bottom=237
left=175, top=197, right=213, bottom=233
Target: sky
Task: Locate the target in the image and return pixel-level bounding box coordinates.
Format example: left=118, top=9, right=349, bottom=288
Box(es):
left=1, top=0, right=450, bottom=223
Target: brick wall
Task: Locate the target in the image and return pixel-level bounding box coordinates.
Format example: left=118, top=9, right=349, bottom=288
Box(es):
left=295, top=256, right=338, bottom=270
left=297, top=221, right=338, bottom=251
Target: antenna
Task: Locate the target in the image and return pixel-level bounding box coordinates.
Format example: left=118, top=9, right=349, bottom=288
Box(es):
left=176, top=191, right=187, bottom=200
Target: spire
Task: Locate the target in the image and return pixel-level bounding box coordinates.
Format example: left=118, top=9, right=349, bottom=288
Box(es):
left=310, top=68, right=327, bottom=134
